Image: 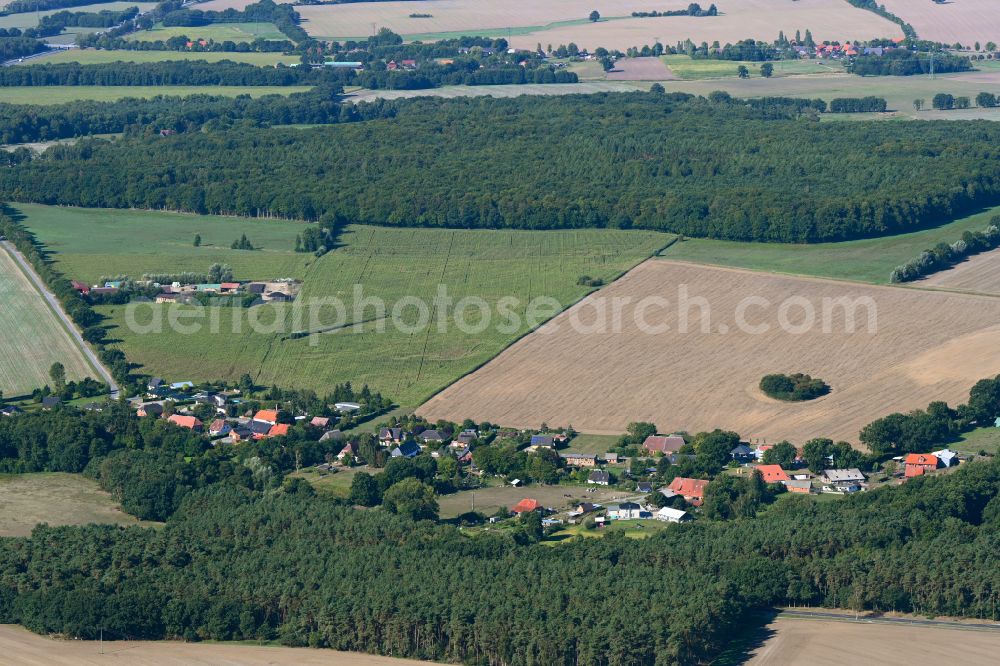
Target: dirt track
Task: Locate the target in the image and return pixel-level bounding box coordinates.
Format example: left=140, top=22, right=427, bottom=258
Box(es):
left=421, top=259, right=1000, bottom=445
left=0, top=625, right=432, bottom=666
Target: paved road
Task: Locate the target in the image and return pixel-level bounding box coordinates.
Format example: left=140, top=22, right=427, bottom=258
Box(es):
left=779, top=609, right=1000, bottom=632
left=1, top=240, right=120, bottom=398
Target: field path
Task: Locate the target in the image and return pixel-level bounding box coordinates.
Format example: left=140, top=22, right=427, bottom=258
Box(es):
left=1, top=240, right=118, bottom=397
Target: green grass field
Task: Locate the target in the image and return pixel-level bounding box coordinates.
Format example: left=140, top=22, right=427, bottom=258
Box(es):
left=26, top=49, right=300, bottom=66
left=564, top=433, right=620, bottom=454
left=13, top=203, right=312, bottom=283
left=19, top=205, right=669, bottom=405
left=2, top=86, right=310, bottom=105
left=661, top=204, right=1000, bottom=284
left=0, top=1, right=156, bottom=31
left=128, top=22, right=286, bottom=43
left=547, top=519, right=669, bottom=542
left=951, top=427, right=1000, bottom=455
left=0, top=245, right=97, bottom=395
left=663, top=55, right=841, bottom=80
left=0, top=472, right=150, bottom=536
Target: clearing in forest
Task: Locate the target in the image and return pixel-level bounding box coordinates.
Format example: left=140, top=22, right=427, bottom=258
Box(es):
left=0, top=246, right=95, bottom=396
left=420, top=260, right=1000, bottom=445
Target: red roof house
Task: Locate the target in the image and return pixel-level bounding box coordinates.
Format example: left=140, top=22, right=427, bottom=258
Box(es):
left=756, top=465, right=790, bottom=484
left=642, top=435, right=686, bottom=455
left=167, top=414, right=202, bottom=431
left=71, top=280, right=90, bottom=294
left=268, top=423, right=290, bottom=437
left=208, top=418, right=230, bottom=436
left=905, top=453, right=939, bottom=478
left=311, top=416, right=330, bottom=428
left=667, top=477, right=709, bottom=504
left=253, top=409, right=279, bottom=425
left=512, top=498, right=541, bottom=514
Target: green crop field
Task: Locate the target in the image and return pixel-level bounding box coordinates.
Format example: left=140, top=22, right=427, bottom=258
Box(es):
left=2, top=85, right=310, bottom=105
left=12, top=203, right=311, bottom=283
left=661, top=204, right=1000, bottom=284
left=25, top=49, right=300, bottom=66
left=0, top=245, right=97, bottom=395
left=663, top=55, right=840, bottom=80
left=0, top=2, right=156, bottom=30
left=22, top=208, right=668, bottom=405
left=128, top=22, right=286, bottom=43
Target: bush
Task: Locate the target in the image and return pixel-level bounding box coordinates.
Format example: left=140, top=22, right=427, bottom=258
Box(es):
left=760, top=373, right=830, bottom=401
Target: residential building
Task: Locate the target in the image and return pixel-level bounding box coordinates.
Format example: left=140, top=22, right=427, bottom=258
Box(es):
left=380, top=427, right=403, bottom=444
left=512, top=498, right=542, bottom=514
left=208, top=419, right=231, bottom=436
left=530, top=434, right=554, bottom=447
left=420, top=429, right=446, bottom=443
left=636, top=482, right=653, bottom=493
left=319, top=429, right=344, bottom=442
left=666, top=477, right=709, bottom=505
left=642, top=435, right=685, bottom=455
left=41, top=396, right=61, bottom=410
left=607, top=502, right=646, bottom=520
left=654, top=507, right=690, bottom=523
left=603, top=452, right=620, bottom=464
left=822, top=468, right=866, bottom=490
left=561, top=453, right=597, bottom=468
left=905, top=453, right=939, bottom=477
left=932, top=449, right=959, bottom=468
left=252, top=409, right=279, bottom=425
left=334, top=402, right=361, bottom=413
left=310, top=416, right=330, bottom=428
left=167, top=414, right=202, bottom=431
left=588, top=470, right=610, bottom=486
left=730, top=444, right=755, bottom=462
left=268, top=423, right=290, bottom=437
left=136, top=403, right=163, bottom=418
left=756, top=465, right=790, bottom=484
left=784, top=479, right=813, bottom=494
left=392, top=441, right=421, bottom=458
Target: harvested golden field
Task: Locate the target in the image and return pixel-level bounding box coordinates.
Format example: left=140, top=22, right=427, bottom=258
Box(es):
left=421, top=260, right=1000, bottom=445
left=606, top=56, right=676, bottom=80
left=922, top=248, right=1000, bottom=296
left=292, top=0, right=900, bottom=47
left=747, top=615, right=1000, bottom=665
left=0, top=624, right=432, bottom=666
left=881, top=0, right=1000, bottom=46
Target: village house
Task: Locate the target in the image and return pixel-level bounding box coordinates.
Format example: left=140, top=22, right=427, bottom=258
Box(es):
left=310, top=416, right=330, bottom=428
left=209, top=419, right=231, bottom=437
left=932, top=449, right=959, bottom=468
left=561, top=453, right=597, bottom=468
left=607, top=502, right=647, bottom=520
left=71, top=280, right=90, bottom=295
left=654, top=506, right=690, bottom=523
left=603, top=452, right=620, bottom=464
left=136, top=402, right=163, bottom=418
left=392, top=441, right=421, bottom=458
left=248, top=420, right=272, bottom=439
left=642, top=435, right=686, bottom=455
left=588, top=470, right=610, bottom=486
left=822, top=468, right=866, bottom=492
left=905, top=453, right=939, bottom=478
left=730, top=444, right=755, bottom=463
left=756, top=465, right=790, bottom=484
left=636, top=481, right=654, bottom=494
left=420, top=429, right=446, bottom=443
left=337, top=441, right=358, bottom=463
left=253, top=409, right=279, bottom=426
left=512, top=498, right=542, bottom=514
left=41, top=396, right=61, bottom=410
left=0, top=405, right=22, bottom=417
left=268, top=423, right=290, bottom=438
left=380, top=427, right=403, bottom=445
left=319, top=429, right=345, bottom=443
left=334, top=402, right=361, bottom=413
left=784, top=479, right=813, bottom=494
left=530, top=434, right=554, bottom=448
left=666, top=477, right=709, bottom=505
left=167, top=414, right=202, bottom=431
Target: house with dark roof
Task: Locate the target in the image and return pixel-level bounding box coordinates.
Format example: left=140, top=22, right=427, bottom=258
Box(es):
left=530, top=434, right=554, bottom=447
left=420, top=429, right=446, bottom=443
left=588, top=470, right=610, bottom=486
left=137, top=402, right=164, bottom=418
left=319, top=429, right=345, bottom=442
left=248, top=420, right=272, bottom=438
left=380, top=427, right=403, bottom=444
left=636, top=482, right=653, bottom=493
left=730, top=444, right=754, bottom=462
left=41, top=396, right=61, bottom=410
left=147, top=377, right=163, bottom=392
left=392, top=441, right=421, bottom=458
left=1, top=405, right=23, bottom=417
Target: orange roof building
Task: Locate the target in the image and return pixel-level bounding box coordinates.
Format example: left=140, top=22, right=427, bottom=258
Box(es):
left=904, top=453, right=939, bottom=477
left=667, top=477, right=709, bottom=502
left=756, top=465, right=790, bottom=484
left=512, top=498, right=541, bottom=514
left=268, top=423, right=290, bottom=437
left=253, top=409, right=279, bottom=424
left=167, top=414, right=202, bottom=431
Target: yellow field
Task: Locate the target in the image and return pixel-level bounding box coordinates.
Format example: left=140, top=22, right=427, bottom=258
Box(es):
left=0, top=625, right=432, bottom=665
left=420, top=260, right=1000, bottom=445
left=0, top=247, right=95, bottom=395
left=882, top=0, right=1000, bottom=46
left=922, top=248, right=1000, bottom=296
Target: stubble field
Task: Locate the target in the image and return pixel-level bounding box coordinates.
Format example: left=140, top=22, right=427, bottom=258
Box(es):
left=0, top=246, right=96, bottom=395
left=420, top=260, right=1000, bottom=445
left=921, top=247, right=1000, bottom=296
left=880, top=0, right=1000, bottom=47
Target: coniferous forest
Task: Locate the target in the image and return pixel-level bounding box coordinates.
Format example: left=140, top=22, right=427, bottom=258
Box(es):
left=2, top=92, right=999, bottom=242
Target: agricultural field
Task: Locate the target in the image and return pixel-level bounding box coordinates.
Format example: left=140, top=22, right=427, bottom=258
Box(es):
left=2, top=85, right=309, bottom=104
left=127, top=21, right=286, bottom=43
left=25, top=49, right=300, bottom=66
left=346, top=81, right=644, bottom=103
left=420, top=260, right=1000, bottom=445
left=0, top=1, right=155, bottom=31
left=746, top=614, right=1000, bottom=665
left=437, top=483, right=626, bottom=519
left=0, top=245, right=96, bottom=396
left=0, top=473, right=145, bottom=536
left=605, top=56, right=675, bottom=81
left=0, top=624, right=431, bottom=666
left=21, top=207, right=669, bottom=405
left=921, top=247, right=1000, bottom=296
left=660, top=204, right=1000, bottom=284
left=14, top=203, right=311, bottom=283
left=662, top=54, right=841, bottom=80
left=880, top=0, right=1000, bottom=47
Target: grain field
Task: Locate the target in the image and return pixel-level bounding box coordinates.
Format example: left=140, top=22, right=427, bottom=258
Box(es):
left=921, top=248, right=1000, bottom=296
left=880, top=0, right=1000, bottom=46
left=420, top=260, right=1000, bottom=445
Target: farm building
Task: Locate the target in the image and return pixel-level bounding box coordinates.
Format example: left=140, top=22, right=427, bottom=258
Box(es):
left=823, top=468, right=866, bottom=492
left=561, top=453, right=597, bottom=468
left=905, top=454, right=939, bottom=478
left=654, top=507, right=690, bottom=523
left=756, top=465, right=790, bottom=484
left=607, top=502, right=646, bottom=520
left=642, top=435, right=685, bottom=455
left=512, top=498, right=542, bottom=514
left=784, top=479, right=813, bottom=494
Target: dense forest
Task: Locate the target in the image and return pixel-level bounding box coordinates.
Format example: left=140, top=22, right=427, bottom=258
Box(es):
left=4, top=92, right=1000, bottom=242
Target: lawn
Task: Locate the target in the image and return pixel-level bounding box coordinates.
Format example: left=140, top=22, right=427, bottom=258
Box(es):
left=289, top=466, right=365, bottom=499
left=660, top=204, right=1000, bottom=284
left=19, top=205, right=669, bottom=406
left=0, top=245, right=97, bottom=395
left=127, top=22, right=286, bottom=42
left=951, top=427, right=1000, bottom=456
left=2, top=86, right=310, bottom=105
left=25, top=49, right=300, bottom=66
left=438, top=483, right=627, bottom=519
left=546, top=518, right=668, bottom=542
left=564, top=433, right=620, bottom=454
left=663, top=55, right=841, bottom=80
left=0, top=472, right=151, bottom=536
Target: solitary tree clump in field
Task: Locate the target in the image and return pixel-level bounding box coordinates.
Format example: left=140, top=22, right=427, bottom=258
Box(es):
left=650, top=82, right=665, bottom=93
left=737, top=65, right=749, bottom=78
left=193, top=234, right=201, bottom=247
left=49, top=362, right=65, bottom=390
left=913, top=98, right=923, bottom=111
left=589, top=10, right=600, bottom=22
left=760, top=62, right=773, bottom=77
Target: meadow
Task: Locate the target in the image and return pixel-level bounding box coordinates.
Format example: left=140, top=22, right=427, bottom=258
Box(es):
left=880, top=0, right=1000, bottom=46
left=0, top=1, right=156, bottom=31
left=660, top=204, right=1000, bottom=284
left=25, top=49, right=300, bottom=66
left=13, top=203, right=311, bottom=283
left=421, top=260, right=1000, bottom=445
left=0, top=246, right=96, bottom=395
left=0, top=472, right=145, bottom=536
left=127, top=21, right=286, bottom=43
left=19, top=205, right=669, bottom=405
left=662, top=54, right=841, bottom=80
left=2, top=85, right=310, bottom=104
